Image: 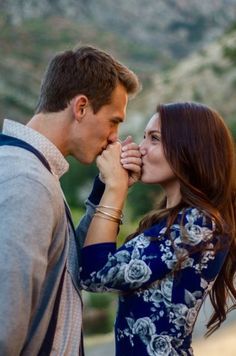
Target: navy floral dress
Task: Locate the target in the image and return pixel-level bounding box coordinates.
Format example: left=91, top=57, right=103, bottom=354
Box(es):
left=80, top=206, right=228, bottom=356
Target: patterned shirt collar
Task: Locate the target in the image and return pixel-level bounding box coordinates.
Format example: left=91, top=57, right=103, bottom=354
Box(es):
left=2, top=119, right=69, bottom=178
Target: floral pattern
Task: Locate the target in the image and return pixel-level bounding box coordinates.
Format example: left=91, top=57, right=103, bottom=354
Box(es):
left=81, top=208, right=228, bottom=355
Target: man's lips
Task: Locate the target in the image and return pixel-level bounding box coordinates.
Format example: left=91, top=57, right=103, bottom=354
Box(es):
left=98, top=146, right=107, bottom=155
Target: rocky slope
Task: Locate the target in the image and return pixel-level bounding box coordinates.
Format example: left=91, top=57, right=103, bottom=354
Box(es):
left=3, top=0, right=236, bottom=58
left=1, top=0, right=236, bottom=125
left=143, top=24, right=236, bottom=124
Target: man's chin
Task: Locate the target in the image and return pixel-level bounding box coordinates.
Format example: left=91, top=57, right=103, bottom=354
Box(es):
left=75, top=156, right=94, bottom=165
left=75, top=151, right=98, bottom=164
left=84, top=158, right=94, bottom=165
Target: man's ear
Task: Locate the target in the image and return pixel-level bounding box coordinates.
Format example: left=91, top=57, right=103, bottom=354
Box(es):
left=72, top=95, right=89, bottom=122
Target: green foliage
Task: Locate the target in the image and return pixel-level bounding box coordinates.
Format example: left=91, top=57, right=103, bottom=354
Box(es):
left=169, top=15, right=209, bottom=42
left=211, top=63, right=226, bottom=76
left=70, top=207, right=84, bottom=225
left=84, top=292, right=116, bottom=334
left=0, top=95, right=32, bottom=115
left=60, top=157, right=98, bottom=208
left=225, top=20, right=236, bottom=34
left=229, top=120, right=236, bottom=141
left=127, top=182, right=162, bottom=220
left=117, top=218, right=138, bottom=246
left=86, top=292, right=114, bottom=309
left=223, top=44, right=236, bottom=64
left=192, top=88, right=203, bottom=102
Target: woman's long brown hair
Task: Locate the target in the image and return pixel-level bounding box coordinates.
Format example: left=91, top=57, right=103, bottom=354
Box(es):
left=128, top=102, right=236, bottom=336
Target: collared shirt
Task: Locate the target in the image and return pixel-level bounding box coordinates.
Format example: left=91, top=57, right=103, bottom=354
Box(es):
left=3, top=119, right=69, bottom=178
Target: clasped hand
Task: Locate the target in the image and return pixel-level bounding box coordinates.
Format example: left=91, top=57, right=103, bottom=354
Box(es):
left=97, top=136, right=142, bottom=188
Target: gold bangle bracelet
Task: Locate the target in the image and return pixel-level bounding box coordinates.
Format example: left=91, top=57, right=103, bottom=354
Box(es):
left=94, top=212, right=121, bottom=224
left=97, top=204, right=123, bottom=214
left=96, top=208, right=122, bottom=220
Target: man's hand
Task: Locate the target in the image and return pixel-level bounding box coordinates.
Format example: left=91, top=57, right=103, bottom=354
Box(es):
left=121, top=136, right=142, bottom=187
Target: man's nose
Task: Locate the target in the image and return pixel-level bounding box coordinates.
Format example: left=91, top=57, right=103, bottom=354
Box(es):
left=108, top=130, right=118, bottom=143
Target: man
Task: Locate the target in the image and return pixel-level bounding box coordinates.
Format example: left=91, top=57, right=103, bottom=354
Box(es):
left=0, top=46, right=141, bottom=355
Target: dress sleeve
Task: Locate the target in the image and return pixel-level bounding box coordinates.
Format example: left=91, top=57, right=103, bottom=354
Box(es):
left=80, top=208, right=219, bottom=293
left=75, top=175, right=105, bottom=250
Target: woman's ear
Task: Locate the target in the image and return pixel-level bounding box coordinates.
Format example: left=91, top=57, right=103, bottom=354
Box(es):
left=72, top=95, right=89, bottom=122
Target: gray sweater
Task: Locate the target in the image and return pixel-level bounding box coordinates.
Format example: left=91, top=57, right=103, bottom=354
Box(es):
left=0, top=121, right=94, bottom=355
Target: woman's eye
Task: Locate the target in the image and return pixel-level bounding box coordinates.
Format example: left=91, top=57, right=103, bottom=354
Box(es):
left=151, top=135, right=160, bottom=141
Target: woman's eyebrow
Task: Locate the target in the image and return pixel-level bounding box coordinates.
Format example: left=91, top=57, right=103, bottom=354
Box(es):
left=144, top=129, right=161, bottom=134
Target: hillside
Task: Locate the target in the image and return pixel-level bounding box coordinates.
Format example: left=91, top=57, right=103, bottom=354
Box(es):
left=142, top=23, right=236, bottom=124
left=3, top=0, right=236, bottom=58
left=1, top=0, right=236, bottom=126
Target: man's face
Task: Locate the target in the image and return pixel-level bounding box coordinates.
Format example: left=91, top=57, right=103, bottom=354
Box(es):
left=72, top=83, right=128, bottom=164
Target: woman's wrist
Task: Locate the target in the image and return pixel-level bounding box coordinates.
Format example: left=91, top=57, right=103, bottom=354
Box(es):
left=100, top=185, right=127, bottom=210
left=104, top=183, right=128, bottom=198
left=105, top=178, right=128, bottom=192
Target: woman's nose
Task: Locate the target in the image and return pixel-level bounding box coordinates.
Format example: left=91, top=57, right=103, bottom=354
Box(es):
left=139, top=142, right=146, bottom=156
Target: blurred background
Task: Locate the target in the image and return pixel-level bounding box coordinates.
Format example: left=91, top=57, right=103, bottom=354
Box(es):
left=1, top=0, right=236, bottom=354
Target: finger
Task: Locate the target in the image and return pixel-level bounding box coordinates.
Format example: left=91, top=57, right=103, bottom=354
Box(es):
left=120, top=156, right=142, bottom=166
left=121, top=149, right=141, bottom=159
left=121, top=158, right=142, bottom=171
left=121, top=156, right=142, bottom=165
left=123, top=163, right=141, bottom=175
left=96, top=157, right=103, bottom=172
left=104, top=142, right=122, bottom=158
left=121, top=135, right=133, bottom=146
left=122, top=142, right=139, bottom=152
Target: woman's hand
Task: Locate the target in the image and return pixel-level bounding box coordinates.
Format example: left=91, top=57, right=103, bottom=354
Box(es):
left=96, top=142, right=129, bottom=192
left=121, top=136, right=142, bottom=187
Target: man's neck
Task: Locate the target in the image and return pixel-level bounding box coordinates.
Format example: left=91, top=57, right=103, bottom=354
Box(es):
left=27, top=112, right=69, bottom=156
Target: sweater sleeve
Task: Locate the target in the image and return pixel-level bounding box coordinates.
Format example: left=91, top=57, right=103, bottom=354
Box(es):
left=75, top=175, right=105, bottom=251
left=0, top=176, right=57, bottom=355
left=80, top=208, right=219, bottom=293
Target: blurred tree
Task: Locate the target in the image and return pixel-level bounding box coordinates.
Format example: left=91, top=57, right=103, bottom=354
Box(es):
left=60, top=157, right=98, bottom=208
left=127, top=182, right=162, bottom=220
left=229, top=120, right=236, bottom=140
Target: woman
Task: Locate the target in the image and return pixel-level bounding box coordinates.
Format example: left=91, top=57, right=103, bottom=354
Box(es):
left=80, top=102, right=236, bottom=355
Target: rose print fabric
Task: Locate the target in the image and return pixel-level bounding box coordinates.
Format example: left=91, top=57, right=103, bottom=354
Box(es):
left=81, top=208, right=228, bottom=355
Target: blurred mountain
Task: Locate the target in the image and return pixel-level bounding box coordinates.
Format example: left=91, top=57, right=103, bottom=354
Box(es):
left=141, top=22, right=236, bottom=125
left=3, top=0, right=236, bottom=57
left=1, top=0, right=236, bottom=126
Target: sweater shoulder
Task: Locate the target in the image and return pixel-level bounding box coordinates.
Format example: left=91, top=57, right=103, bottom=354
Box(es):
left=0, top=147, right=63, bottom=206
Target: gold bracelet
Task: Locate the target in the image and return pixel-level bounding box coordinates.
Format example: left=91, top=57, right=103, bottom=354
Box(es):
left=97, top=204, right=123, bottom=215
left=94, top=212, right=121, bottom=224
left=96, top=208, right=122, bottom=220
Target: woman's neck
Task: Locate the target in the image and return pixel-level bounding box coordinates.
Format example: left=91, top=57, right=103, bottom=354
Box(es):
left=163, top=181, right=181, bottom=209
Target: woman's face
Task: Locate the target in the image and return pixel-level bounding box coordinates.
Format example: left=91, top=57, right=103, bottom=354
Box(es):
left=139, top=113, right=178, bottom=188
